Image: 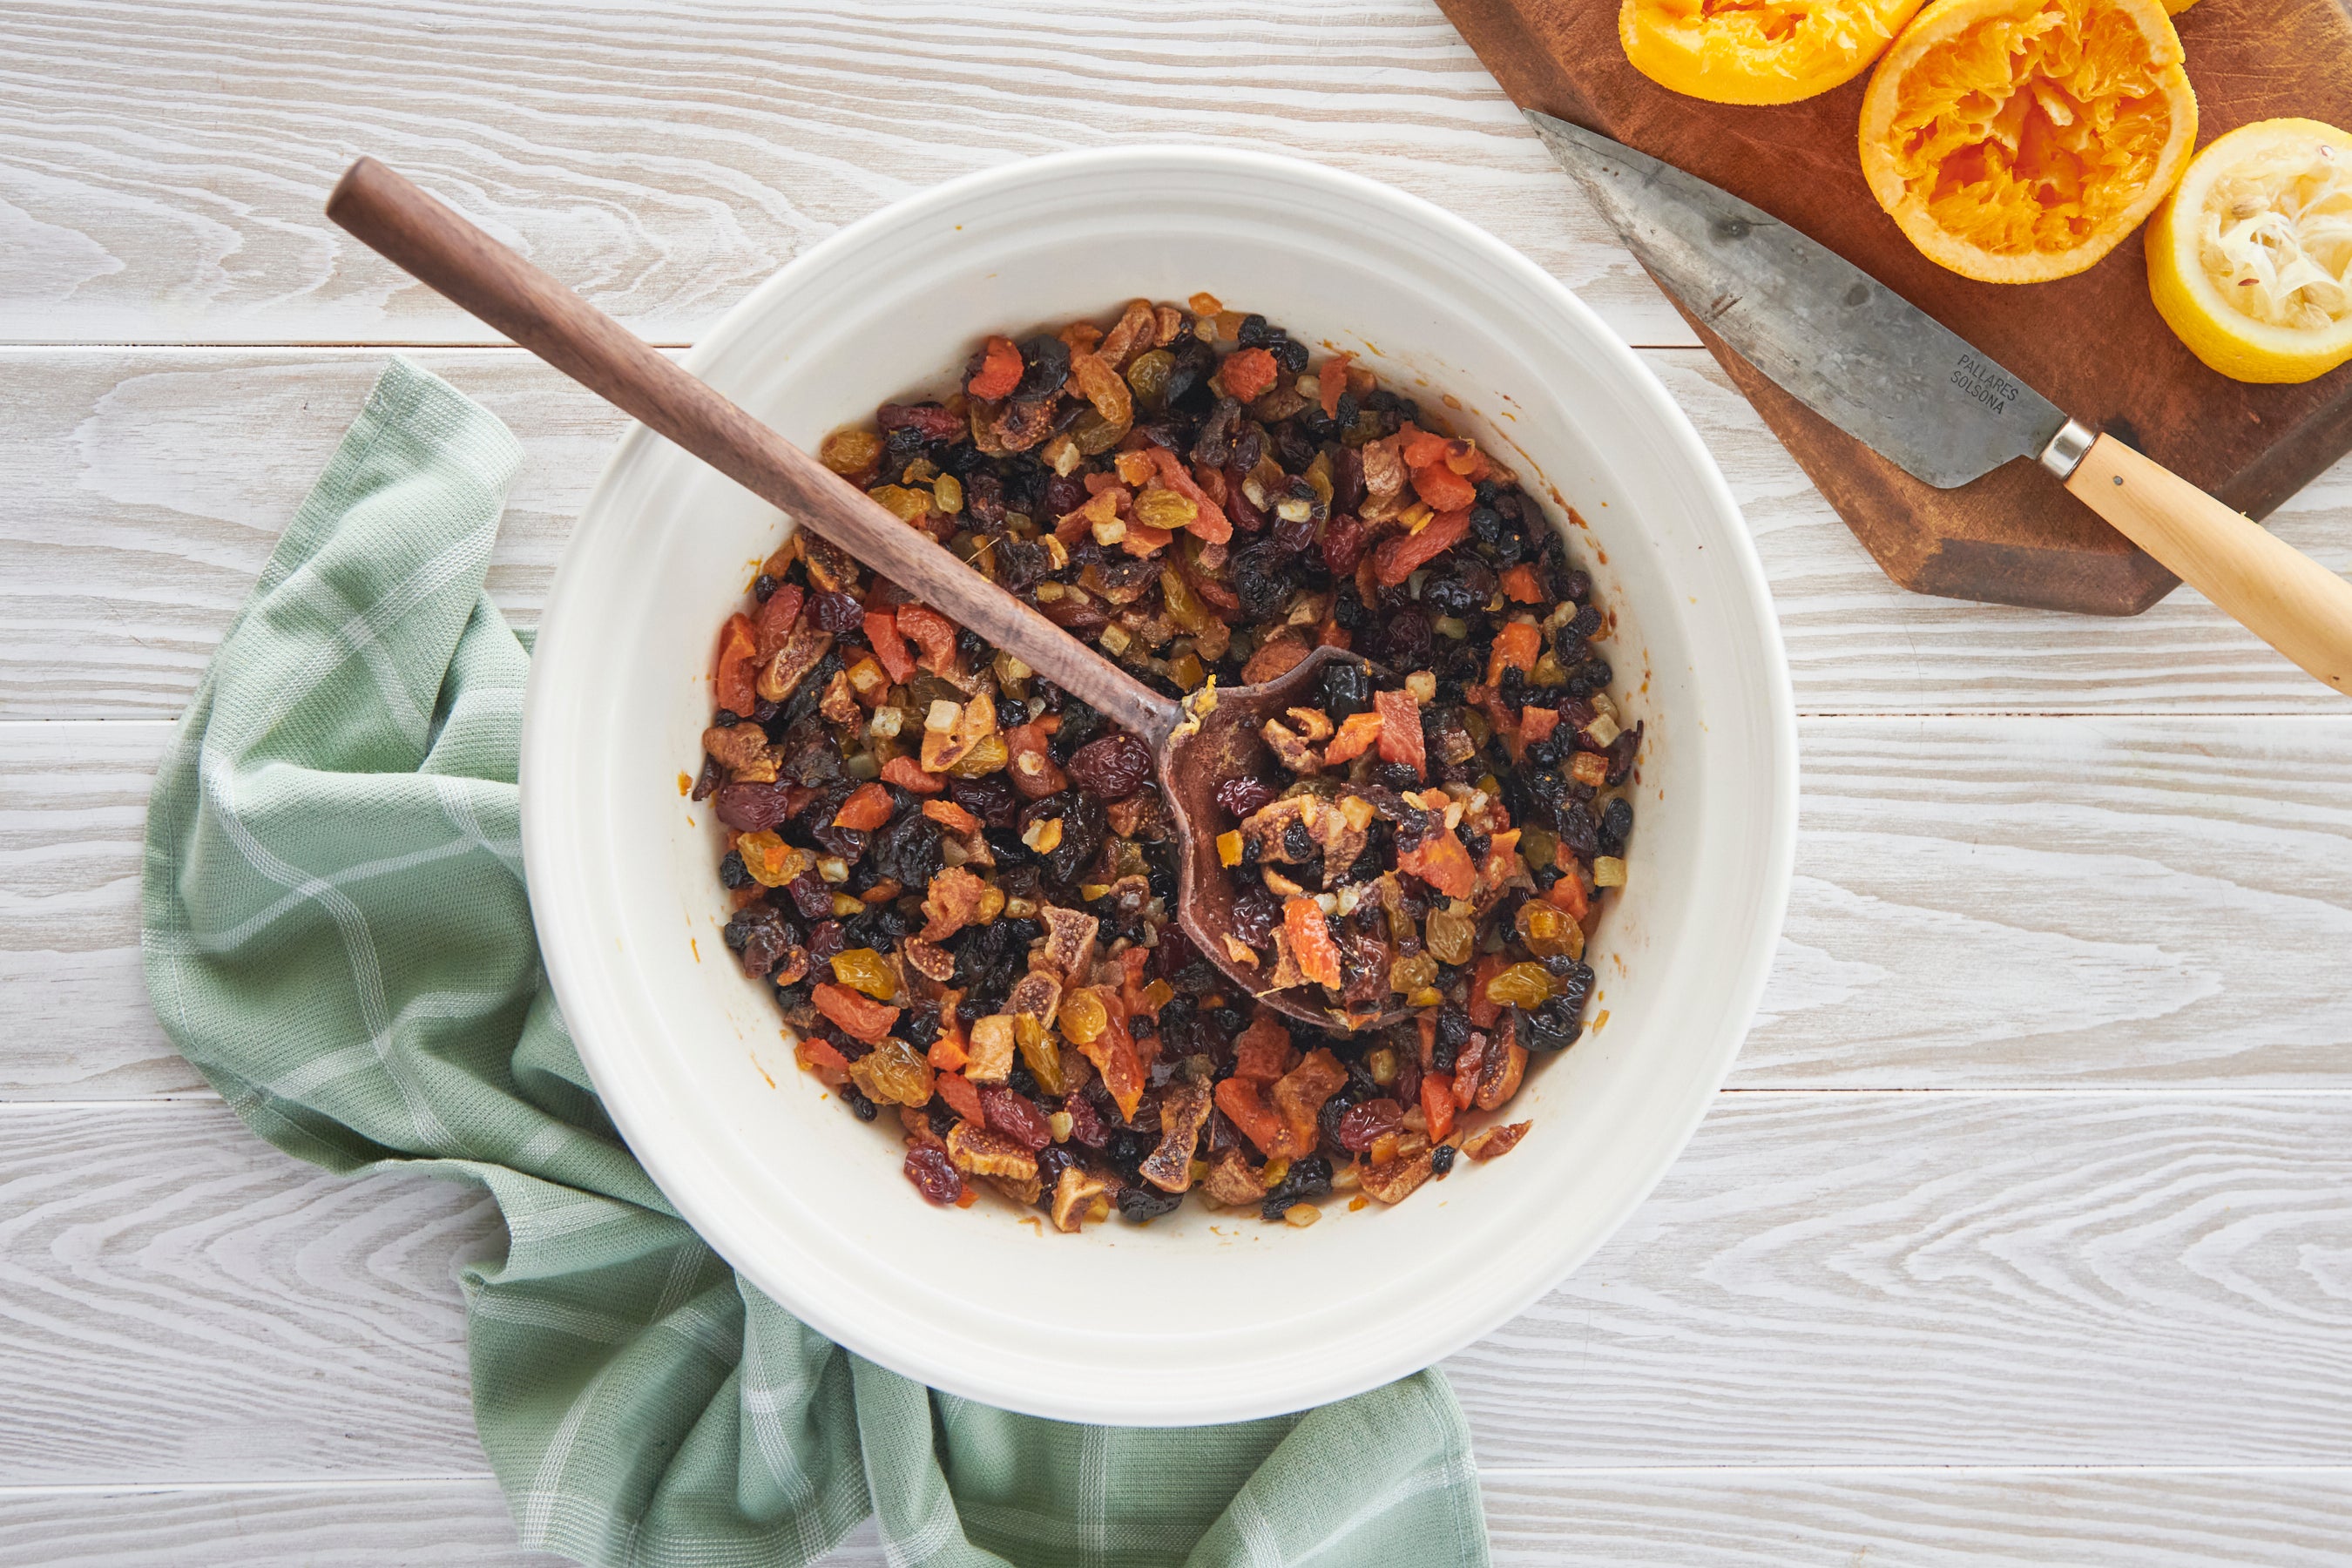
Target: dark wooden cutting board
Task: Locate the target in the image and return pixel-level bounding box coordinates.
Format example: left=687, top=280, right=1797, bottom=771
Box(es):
left=1439, top=0, right=2352, bottom=613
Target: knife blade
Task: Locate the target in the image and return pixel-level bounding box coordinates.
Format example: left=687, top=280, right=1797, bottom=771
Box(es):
left=1522, top=109, right=2352, bottom=693
left=1525, top=110, right=2074, bottom=490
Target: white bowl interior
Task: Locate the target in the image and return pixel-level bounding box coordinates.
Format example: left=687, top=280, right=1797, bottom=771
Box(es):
left=523, top=148, right=1794, bottom=1425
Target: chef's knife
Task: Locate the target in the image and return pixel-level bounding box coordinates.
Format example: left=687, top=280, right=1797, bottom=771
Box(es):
left=1527, top=110, right=2352, bottom=696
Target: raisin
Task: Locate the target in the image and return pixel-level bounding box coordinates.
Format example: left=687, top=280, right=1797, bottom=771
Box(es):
left=1066, top=733, right=1152, bottom=800
left=1011, top=335, right=1071, bottom=403
left=1315, top=661, right=1370, bottom=721
left=1229, top=890, right=1280, bottom=949
left=753, top=573, right=778, bottom=602
left=1598, top=795, right=1634, bottom=855
left=1336, top=1098, right=1405, bottom=1152
left=1605, top=722, right=1642, bottom=787
left=718, top=849, right=751, bottom=889
left=1376, top=605, right=1432, bottom=667
left=1117, top=1184, right=1182, bottom=1224
left=808, top=590, right=865, bottom=634
left=903, top=1144, right=964, bottom=1205
left=948, top=773, right=1021, bottom=829
left=868, top=810, right=944, bottom=887
left=805, top=919, right=847, bottom=963
left=1320, top=513, right=1367, bottom=575
left=1231, top=542, right=1290, bottom=622
left=1430, top=1143, right=1456, bottom=1177
left=980, top=1085, right=1054, bottom=1152
left=1214, top=775, right=1278, bottom=819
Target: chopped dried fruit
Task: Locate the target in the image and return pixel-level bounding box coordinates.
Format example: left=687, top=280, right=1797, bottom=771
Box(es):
left=813, top=982, right=900, bottom=1044
left=1283, top=898, right=1342, bottom=989
left=1463, top=1120, right=1530, bottom=1162
left=968, top=335, right=1024, bottom=400
left=693, top=294, right=1632, bottom=1229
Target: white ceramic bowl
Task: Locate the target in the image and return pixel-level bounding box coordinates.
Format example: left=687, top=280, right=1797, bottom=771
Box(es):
left=522, top=146, right=1795, bottom=1426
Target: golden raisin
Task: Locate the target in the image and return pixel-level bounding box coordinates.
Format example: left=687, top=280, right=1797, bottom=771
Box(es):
left=1484, top=962, right=1555, bottom=1010
left=1134, top=488, right=1199, bottom=531
left=736, top=830, right=795, bottom=888
left=868, top=484, right=932, bottom=524
left=829, top=948, right=899, bottom=1001
left=1388, top=953, right=1438, bottom=994
left=948, top=733, right=1009, bottom=778
left=1517, top=902, right=1579, bottom=958
left=1058, top=990, right=1109, bottom=1045
left=819, top=428, right=881, bottom=476
left=1423, top=906, right=1476, bottom=967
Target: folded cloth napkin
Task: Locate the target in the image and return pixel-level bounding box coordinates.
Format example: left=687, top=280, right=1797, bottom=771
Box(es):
left=141, top=358, right=1491, bottom=1568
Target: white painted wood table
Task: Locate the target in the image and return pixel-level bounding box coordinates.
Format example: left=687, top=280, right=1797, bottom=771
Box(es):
left=5, top=3, right=2351, bottom=1563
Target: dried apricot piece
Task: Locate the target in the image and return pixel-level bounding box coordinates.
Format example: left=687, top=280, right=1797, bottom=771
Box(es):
left=1221, top=347, right=1279, bottom=402
left=813, top=982, right=900, bottom=1044
left=1283, top=899, right=1343, bottom=990
left=881, top=754, right=945, bottom=796
left=1371, top=506, right=1470, bottom=586
left=1323, top=711, right=1385, bottom=765
left=864, top=609, right=917, bottom=685
left=1372, top=688, right=1426, bottom=780
left=1397, top=828, right=1475, bottom=900
left=831, top=781, right=895, bottom=832
left=714, top=613, right=759, bottom=715
left=967, top=335, right=1024, bottom=401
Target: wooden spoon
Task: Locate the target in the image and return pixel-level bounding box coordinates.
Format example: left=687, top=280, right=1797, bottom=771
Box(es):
left=326, top=156, right=1403, bottom=1033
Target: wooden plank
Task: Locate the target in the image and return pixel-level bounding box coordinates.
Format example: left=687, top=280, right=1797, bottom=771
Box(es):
left=0, top=721, right=203, bottom=1098
left=1482, top=1469, right=2352, bottom=1566
left=10, top=1472, right=2352, bottom=1567
left=1447, top=1092, right=2352, bottom=1469
left=0, top=1481, right=582, bottom=1568
left=8, top=348, right=2350, bottom=721
left=10, top=714, right=2343, bottom=1098
left=0, top=0, right=1689, bottom=348
left=4, top=1096, right=2351, bottom=1483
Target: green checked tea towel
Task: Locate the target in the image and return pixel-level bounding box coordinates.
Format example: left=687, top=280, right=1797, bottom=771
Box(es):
left=141, top=357, right=1491, bottom=1568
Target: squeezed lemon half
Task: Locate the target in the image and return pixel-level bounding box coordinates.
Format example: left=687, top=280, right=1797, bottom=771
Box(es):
left=2147, top=118, right=2352, bottom=383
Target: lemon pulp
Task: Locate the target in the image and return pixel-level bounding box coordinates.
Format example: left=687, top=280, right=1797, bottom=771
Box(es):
left=2148, top=118, right=2352, bottom=382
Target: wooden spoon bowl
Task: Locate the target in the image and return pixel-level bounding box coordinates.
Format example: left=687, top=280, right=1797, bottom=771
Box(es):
left=325, top=155, right=1396, bottom=1029
left=1158, top=646, right=1411, bottom=1033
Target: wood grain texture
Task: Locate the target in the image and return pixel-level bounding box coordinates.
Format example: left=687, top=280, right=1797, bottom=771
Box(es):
left=1438, top=0, right=2352, bottom=615
left=0, top=721, right=204, bottom=1098
left=7, top=1095, right=2352, bottom=1483
left=0, top=0, right=1691, bottom=349
left=0, top=1104, right=502, bottom=1485
left=1449, top=1092, right=2352, bottom=1470
left=12, top=1472, right=2352, bottom=1567
left=0, top=1482, right=580, bottom=1568
left=10, top=714, right=2347, bottom=1098
left=10, top=348, right=2352, bottom=722
left=1482, top=1469, right=2352, bottom=1566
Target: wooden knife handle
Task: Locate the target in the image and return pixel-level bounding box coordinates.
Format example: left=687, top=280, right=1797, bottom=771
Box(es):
left=323, top=156, right=1179, bottom=743
left=2066, top=434, right=2352, bottom=696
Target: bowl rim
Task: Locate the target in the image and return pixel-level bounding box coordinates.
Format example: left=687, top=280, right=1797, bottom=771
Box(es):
left=522, top=141, right=1798, bottom=1423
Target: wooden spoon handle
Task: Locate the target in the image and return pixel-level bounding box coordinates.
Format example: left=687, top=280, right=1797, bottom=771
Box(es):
left=325, top=156, right=1180, bottom=743
left=2065, top=434, right=2352, bottom=696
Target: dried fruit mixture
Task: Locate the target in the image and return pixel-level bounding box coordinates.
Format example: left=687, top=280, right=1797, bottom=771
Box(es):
left=691, top=294, right=1637, bottom=1232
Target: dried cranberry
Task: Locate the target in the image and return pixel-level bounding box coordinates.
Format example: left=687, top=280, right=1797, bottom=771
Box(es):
left=1213, top=775, right=1278, bottom=819
left=902, top=1144, right=964, bottom=1205
left=1335, top=1098, right=1405, bottom=1152
left=1065, top=733, right=1152, bottom=800
left=808, top=590, right=865, bottom=634
left=980, top=1086, right=1053, bottom=1152
left=875, top=402, right=965, bottom=443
